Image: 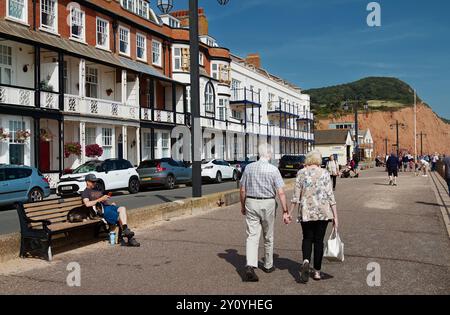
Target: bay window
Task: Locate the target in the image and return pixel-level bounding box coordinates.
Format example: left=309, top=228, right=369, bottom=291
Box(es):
left=173, top=47, right=181, bottom=71
left=41, top=0, right=57, bottom=32
left=204, top=82, right=215, bottom=113
left=211, top=63, right=219, bottom=80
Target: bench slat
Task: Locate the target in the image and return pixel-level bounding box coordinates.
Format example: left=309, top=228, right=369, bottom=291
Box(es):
left=29, top=219, right=102, bottom=231
left=24, top=197, right=81, bottom=209
left=25, top=200, right=83, bottom=214
left=27, top=205, right=85, bottom=218
left=29, top=212, right=71, bottom=221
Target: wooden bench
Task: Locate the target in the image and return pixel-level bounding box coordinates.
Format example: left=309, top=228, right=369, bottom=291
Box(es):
left=16, top=197, right=107, bottom=261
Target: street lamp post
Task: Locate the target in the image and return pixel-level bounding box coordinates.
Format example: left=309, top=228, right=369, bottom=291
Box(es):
left=158, top=0, right=230, bottom=198
left=390, top=120, right=407, bottom=157
left=384, top=137, right=389, bottom=156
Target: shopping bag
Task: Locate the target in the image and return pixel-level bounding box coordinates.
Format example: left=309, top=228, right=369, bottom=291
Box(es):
left=324, top=228, right=344, bottom=262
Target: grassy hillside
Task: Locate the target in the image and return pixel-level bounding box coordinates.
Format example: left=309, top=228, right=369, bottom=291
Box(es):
left=305, top=77, right=421, bottom=117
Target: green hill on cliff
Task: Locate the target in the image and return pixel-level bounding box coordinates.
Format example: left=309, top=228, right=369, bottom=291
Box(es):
left=304, top=77, right=421, bottom=117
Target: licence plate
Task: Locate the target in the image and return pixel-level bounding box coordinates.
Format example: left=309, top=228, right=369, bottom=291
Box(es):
left=61, top=186, right=72, bottom=191
left=286, top=165, right=294, bottom=169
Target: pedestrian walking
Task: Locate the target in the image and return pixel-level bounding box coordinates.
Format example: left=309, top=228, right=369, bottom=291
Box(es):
left=285, top=150, right=338, bottom=282
left=386, top=152, right=399, bottom=186
left=431, top=153, right=439, bottom=172
left=239, top=144, right=289, bottom=282
left=444, top=154, right=450, bottom=197
left=326, top=155, right=339, bottom=190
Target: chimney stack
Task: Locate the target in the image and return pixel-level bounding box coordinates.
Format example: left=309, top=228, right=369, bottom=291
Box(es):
left=171, top=8, right=209, bottom=36
left=245, top=53, right=261, bottom=68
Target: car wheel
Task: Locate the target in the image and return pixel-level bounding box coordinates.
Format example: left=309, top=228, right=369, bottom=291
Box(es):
left=232, top=170, right=238, bottom=181
left=215, top=172, right=222, bottom=183
left=95, top=181, right=105, bottom=193
left=165, top=175, right=176, bottom=190
left=28, top=188, right=44, bottom=203
left=128, top=178, right=140, bottom=194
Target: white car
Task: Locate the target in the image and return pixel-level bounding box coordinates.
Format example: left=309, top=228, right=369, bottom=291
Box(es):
left=201, top=159, right=238, bottom=183
left=57, top=159, right=140, bottom=196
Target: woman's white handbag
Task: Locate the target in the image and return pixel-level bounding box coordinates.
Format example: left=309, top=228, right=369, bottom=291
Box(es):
left=324, top=228, right=344, bottom=262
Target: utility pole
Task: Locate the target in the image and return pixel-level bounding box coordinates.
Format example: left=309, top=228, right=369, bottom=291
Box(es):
left=390, top=120, right=406, bottom=157
left=417, top=132, right=427, bottom=156
left=384, top=138, right=389, bottom=156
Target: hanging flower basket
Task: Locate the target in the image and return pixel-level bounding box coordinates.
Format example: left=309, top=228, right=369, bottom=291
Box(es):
left=85, top=144, right=103, bottom=158
left=40, top=128, right=53, bottom=142
left=0, top=128, right=10, bottom=141
left=16, top=129, right=31, bottom=142
left=64, top=142, right=82, bottom=158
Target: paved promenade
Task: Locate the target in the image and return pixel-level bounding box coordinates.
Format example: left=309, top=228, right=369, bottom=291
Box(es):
left=0, top=168, right=449, bottom=294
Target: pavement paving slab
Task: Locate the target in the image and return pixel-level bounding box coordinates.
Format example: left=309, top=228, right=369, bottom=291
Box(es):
left=0, top=168, right=449, bottom=295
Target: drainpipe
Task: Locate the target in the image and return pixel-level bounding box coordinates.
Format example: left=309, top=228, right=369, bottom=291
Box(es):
left=33, top=0, right=37, bottom=31
left=112, top=20, right=119, bottom=54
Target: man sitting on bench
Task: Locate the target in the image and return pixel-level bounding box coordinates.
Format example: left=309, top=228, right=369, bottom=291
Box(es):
left=81, top=174, right=140, bottom=247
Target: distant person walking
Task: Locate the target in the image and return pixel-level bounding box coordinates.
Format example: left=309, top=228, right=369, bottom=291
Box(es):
left=326, top=155, right=339, bottom=190
left=431, top=153, right=439, bottom=172
left=286, top=150, right=338, bottom=282
left=386, top=152, right=399, bottom=186
left=444, top=155, right=450, bottom=197
left=239, top=144, right=289, bottom=282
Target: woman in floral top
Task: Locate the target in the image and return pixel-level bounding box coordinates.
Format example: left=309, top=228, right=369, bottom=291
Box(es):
left=286, top=150, right=339, bottom=282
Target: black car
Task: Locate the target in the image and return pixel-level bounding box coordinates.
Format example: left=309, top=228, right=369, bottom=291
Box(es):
left=232, top=160, right=255, bottom=179
left=321, top=157, right=330, bottom=168
left=278, top=155, right=306, bottom=177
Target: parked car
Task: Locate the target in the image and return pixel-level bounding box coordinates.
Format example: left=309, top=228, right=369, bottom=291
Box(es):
left=321, top=157, right=330, bottom=168
left=233, top=160, right=256, bottom=179
left=278, top=155, right=306, bottom=177
left=137, top=158, right=192, bottom=190
left=57, top=159, right=140, bottom=196
left=0, top=165, right=51, bottom=206
left=201, top=159, right=238, bottom=183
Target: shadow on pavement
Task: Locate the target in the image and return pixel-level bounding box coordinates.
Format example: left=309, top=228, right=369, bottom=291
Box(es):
left=217, top=249, right=247, bottom=281
left=373, top=183, right=391, bottom=186
left=416, top=201, right=444, bottom=207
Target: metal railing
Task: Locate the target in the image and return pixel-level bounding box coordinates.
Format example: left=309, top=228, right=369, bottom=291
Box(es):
left=230, top=88, right=261, bottom=104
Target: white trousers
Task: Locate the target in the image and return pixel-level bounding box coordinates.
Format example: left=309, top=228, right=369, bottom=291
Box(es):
left=245, top=198, right=276, bottom=269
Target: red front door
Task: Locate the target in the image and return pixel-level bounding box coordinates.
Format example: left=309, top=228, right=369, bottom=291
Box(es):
left=39, top=140, right=50, bottom=172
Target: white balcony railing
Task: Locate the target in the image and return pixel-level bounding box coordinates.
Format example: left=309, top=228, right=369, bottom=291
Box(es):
left=64, top=94, right=139, bottom=121
left=0, top=86, right=35, bottom=107
left=40, top=91, right=59, bottom=109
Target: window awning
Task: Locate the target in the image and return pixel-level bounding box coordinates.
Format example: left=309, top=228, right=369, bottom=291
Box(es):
left=0, top=21, right=177, bottom=83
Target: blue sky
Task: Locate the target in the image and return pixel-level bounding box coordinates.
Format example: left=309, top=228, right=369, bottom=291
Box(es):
left=152, top=0, right=450, bottom=119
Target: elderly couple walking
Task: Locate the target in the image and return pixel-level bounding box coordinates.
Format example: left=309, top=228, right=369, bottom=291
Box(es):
left=240, top=146, right=338, bottom=283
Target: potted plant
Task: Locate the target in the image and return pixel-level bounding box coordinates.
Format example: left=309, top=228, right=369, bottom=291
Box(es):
left=0, top=128, right=10, bottom=141
left=85, top=144, right=103, bottom=158
left=40, top=128, right=53, bottom=142
left=64, top=142, right=82, bottom=158
left=106, top=88, right=113, bottom=96
left=39, top=80, right=54, bottom=92
left=16, top=129, right=31, bottom=142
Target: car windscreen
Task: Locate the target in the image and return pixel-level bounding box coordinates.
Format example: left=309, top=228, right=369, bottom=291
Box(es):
left=73, top=161, right=102, bottom=174
left=201, top=160, right=212, bottom=164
